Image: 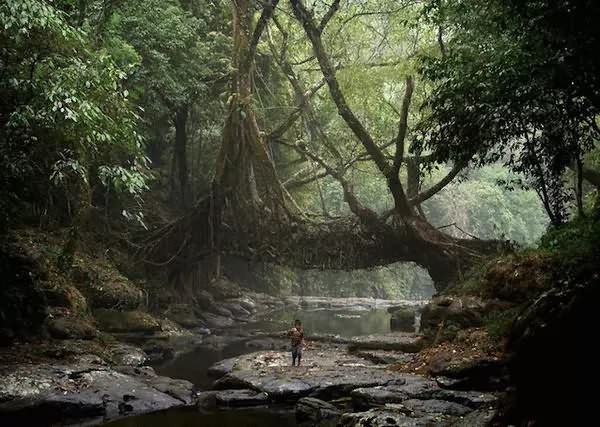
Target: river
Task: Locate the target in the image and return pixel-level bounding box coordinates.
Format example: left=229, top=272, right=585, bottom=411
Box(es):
left=106, top=304, right=410, bottom=427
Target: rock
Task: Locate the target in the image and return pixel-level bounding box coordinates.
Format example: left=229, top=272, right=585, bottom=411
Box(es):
left=351, top=376, right=497, bottom=412
left=339, top=406, right=450, bottom=427
left=347, top=333, right=424, bottom=353
left=107, top=343, right=147, bottom=366
left=195, top=291, right=215, bottom=310
left=237, top=297, right=257, bottom=313
left=351, top=376, right=440, bottom=409
left=164, top=304, right=206, bottom=328
left=295, top=397, right=340, bottom=425
left=450, top=409, right=496, bottom=426
left=42, top=285, right=88, bottom=313
left=94, top=309, right=161, bottom=334
left=200, top=312, right=234, bottom=329
left=212, top=350, right=412, bottom=401
left=222, top=302, right=251, bottom=318
left=388, top=307, right=416, bottom=332
left=47, top=316, right=97, bottom=340
left=207, top=357, right=238, bottom=377
left=196, top=391, right=218, bottom=409
left=71, top=263, right=143, bottom=310
left=212, top=304, right=234, bottom=318
left=214, top=389, right=269, bottom=407
left=401, top=399, right=471, bottom=417
left=353, top=350, right=414, bottom=365
left=0, top=361, right=192, bottom=424
left=143, top=341, right=175, bottom=363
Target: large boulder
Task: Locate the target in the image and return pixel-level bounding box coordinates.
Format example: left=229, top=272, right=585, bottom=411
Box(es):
left=70, top=263, right=144, bottom=310
left=42, top=285, right=88, bottom=314
left=47, top=315, right=97, bottom=340
left=0, top=361, right=194, bottom=425
left=93, top=309, right=161, bottom=334
left=164, top=304, right=206, bottom=328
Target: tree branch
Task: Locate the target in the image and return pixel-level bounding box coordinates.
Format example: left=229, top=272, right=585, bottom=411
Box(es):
left=242, top=0, right=280, bottom=74
left=318, top=0, right=341, bottom=32
left=391, top=76, right=414, bottom=177
left=409, top=160, right=467, bottom=205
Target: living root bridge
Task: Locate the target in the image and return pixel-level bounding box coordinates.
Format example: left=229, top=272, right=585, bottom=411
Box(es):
left=141, top=193, right=503, bottom=291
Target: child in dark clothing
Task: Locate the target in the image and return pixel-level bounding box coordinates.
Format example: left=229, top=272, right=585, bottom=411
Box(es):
left=288, top=319, right=304, bottom=366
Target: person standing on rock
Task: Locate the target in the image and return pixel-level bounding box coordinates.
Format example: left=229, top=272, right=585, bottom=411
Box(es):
left=288, top=319, right=304, bottom=366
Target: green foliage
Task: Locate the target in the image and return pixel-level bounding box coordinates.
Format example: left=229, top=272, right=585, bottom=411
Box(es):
left=417, top=0, right=600, bottom=225
left=539, top=215, right=600, bottom=259
left=484, top=306, right=521, bottom=343
left=1, top=0, right=148, bottom=228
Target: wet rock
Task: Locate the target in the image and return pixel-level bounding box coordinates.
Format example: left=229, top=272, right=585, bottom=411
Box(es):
left=339, top=405, right=450, bottom=427
left=164, top=304, right=206, bottom=328
left=94, top=309, right=161, bottom=334
left=351, top=376, right=439, bottom=409
left=215, top=389, right=269, bottom=407
left=196, top=391, right=218, bottom=409
left=237, top=297, right=257, bottom=313
left=401, top=399, right=471, bottom=417
left=0, top=361, right=192, bottom=425
left=143, top=341, right=175, bottom=363
left=450, top=409, right=496, bottom=426
left=351, top=376, right=497, bottom=412
left=47, top=316, right=97, bottom=340
left=212, top=350, right=412, bottom=401
left=200, top=312, right=234, bottom=329
left=107, top=343, right=147, bottom=366
left=212, top=305, right=234, bottom=318
left=222, top=302, right=251, bottom=318
left=295, top=397, right=340, bottom=425
left=207, top=357, right=238, bottom=377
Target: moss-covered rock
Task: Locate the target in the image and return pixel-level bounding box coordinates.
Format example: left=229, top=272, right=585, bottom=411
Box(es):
left=164, top=304, right=206, bottom=328
left=71, top=262, right=144, bottom=310
left=47, top=316, right=97, bottom=340
left=93, top=309, right=161, bottom=334
left=42, top=285, right=88, bottom=314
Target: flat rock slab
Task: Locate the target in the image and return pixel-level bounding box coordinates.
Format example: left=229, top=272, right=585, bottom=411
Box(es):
left=212, top=349, right=408, bottom=401
left=352, top=379, right=497, bottom=410
left=305, top=333, right=424, bottom=353
left=339, top=405, right=455, bottom=427
left=0, top=359, right=195, bottom=425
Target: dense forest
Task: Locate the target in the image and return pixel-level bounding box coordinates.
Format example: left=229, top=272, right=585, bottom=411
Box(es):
left=1, top=1, right=599, bottom=426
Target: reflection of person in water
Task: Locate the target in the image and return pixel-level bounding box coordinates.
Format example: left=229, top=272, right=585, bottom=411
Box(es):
left=287, top=319, right=304, bottom=366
